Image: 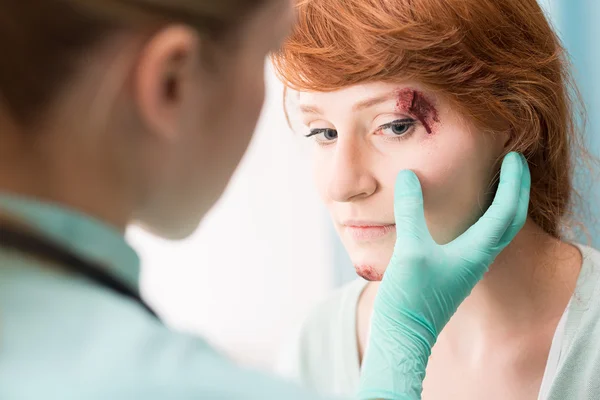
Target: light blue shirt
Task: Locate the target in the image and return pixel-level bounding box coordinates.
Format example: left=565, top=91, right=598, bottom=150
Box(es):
left=0, top=193, right=332, bottom=400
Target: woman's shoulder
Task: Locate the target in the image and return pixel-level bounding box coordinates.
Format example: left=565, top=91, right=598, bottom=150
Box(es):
left=563, top=244, right=600, bottom=336
left=571, top=243, right=600, bottom=310
left=277, top=278, right=368, bottom=397
left=547, top=244, right=600, bottom=399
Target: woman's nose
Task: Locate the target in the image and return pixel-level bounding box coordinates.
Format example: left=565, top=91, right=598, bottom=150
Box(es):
left=327, top=139, right=377, bottom=202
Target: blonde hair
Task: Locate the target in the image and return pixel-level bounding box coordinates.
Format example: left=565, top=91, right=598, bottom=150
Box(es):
left=0, top=0, right=266, bottom=124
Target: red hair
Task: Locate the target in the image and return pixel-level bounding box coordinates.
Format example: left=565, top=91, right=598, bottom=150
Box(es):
left=272, top=0, right=589, bottom=238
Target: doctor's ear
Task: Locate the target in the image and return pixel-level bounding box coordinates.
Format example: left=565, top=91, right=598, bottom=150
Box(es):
left=133, top=25, right=201, bottom=141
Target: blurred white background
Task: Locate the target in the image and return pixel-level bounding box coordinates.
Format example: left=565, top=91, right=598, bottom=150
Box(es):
left=129, top=66, right=335, bottom=370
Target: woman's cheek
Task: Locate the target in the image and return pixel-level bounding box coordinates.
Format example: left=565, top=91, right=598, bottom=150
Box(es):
left=312, top=151, right=331, bottom=201
left=419, top=164, right=491, bottom=243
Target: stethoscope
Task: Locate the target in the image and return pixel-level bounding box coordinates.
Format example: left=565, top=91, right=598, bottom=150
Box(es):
left=0, top=222, right=159, bottom=320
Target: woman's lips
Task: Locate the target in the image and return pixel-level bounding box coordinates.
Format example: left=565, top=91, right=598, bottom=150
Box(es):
left=343, top=223, right=396, bottom=241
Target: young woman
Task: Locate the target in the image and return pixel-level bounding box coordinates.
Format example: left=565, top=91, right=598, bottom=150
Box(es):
left=274, top=0, right=600, bottom=399
left=0, top=0, right=530, bottom=399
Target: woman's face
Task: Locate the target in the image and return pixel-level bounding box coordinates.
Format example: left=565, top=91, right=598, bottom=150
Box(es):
left=298, top=82, right=506, bottom=280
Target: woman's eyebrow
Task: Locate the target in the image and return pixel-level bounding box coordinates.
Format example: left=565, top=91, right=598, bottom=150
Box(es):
left=352, top=91, right=399, bottom=112
left=298, top=91, right=401, bottom=116
left=298, top=104, right=323, bottom=115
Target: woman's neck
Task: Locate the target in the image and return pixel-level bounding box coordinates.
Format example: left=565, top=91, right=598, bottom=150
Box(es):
left=358, top=219, right=582, bottom=357
left=452, top=220, right=581, bottom=334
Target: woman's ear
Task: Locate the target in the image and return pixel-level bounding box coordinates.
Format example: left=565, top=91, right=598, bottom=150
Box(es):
left=133, top=25, right=199, bottom=141
left=501, top=128, right=512, bottom=149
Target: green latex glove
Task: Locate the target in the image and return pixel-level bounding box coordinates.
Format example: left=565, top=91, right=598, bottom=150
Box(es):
left=358, top=152, right=531, bottom=400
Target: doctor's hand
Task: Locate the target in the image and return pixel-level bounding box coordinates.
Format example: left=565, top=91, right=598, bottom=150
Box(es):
left=358, top=152, right=531, bottom=400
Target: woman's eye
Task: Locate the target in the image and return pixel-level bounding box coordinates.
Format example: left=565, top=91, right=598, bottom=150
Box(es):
left=304, top=128, right=338, bottom=143
left=322, top=129, right=338, bottom=140
left=390, top=124, right=410, bottom=135
left=376, top=118, right=416, bottom=137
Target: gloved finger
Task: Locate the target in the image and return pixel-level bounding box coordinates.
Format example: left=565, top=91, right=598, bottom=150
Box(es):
left=498, top=153, right=531, bottom=243
left=392, top=170, right=431, bottom=251
left=449, top=152, right=523, bottom=257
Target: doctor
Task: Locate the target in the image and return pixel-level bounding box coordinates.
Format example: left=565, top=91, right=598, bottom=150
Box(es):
left=0, top=1, right=530, bottom=399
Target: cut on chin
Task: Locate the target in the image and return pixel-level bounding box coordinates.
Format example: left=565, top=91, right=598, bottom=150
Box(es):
left=354, top=264, right=385, bottom=281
